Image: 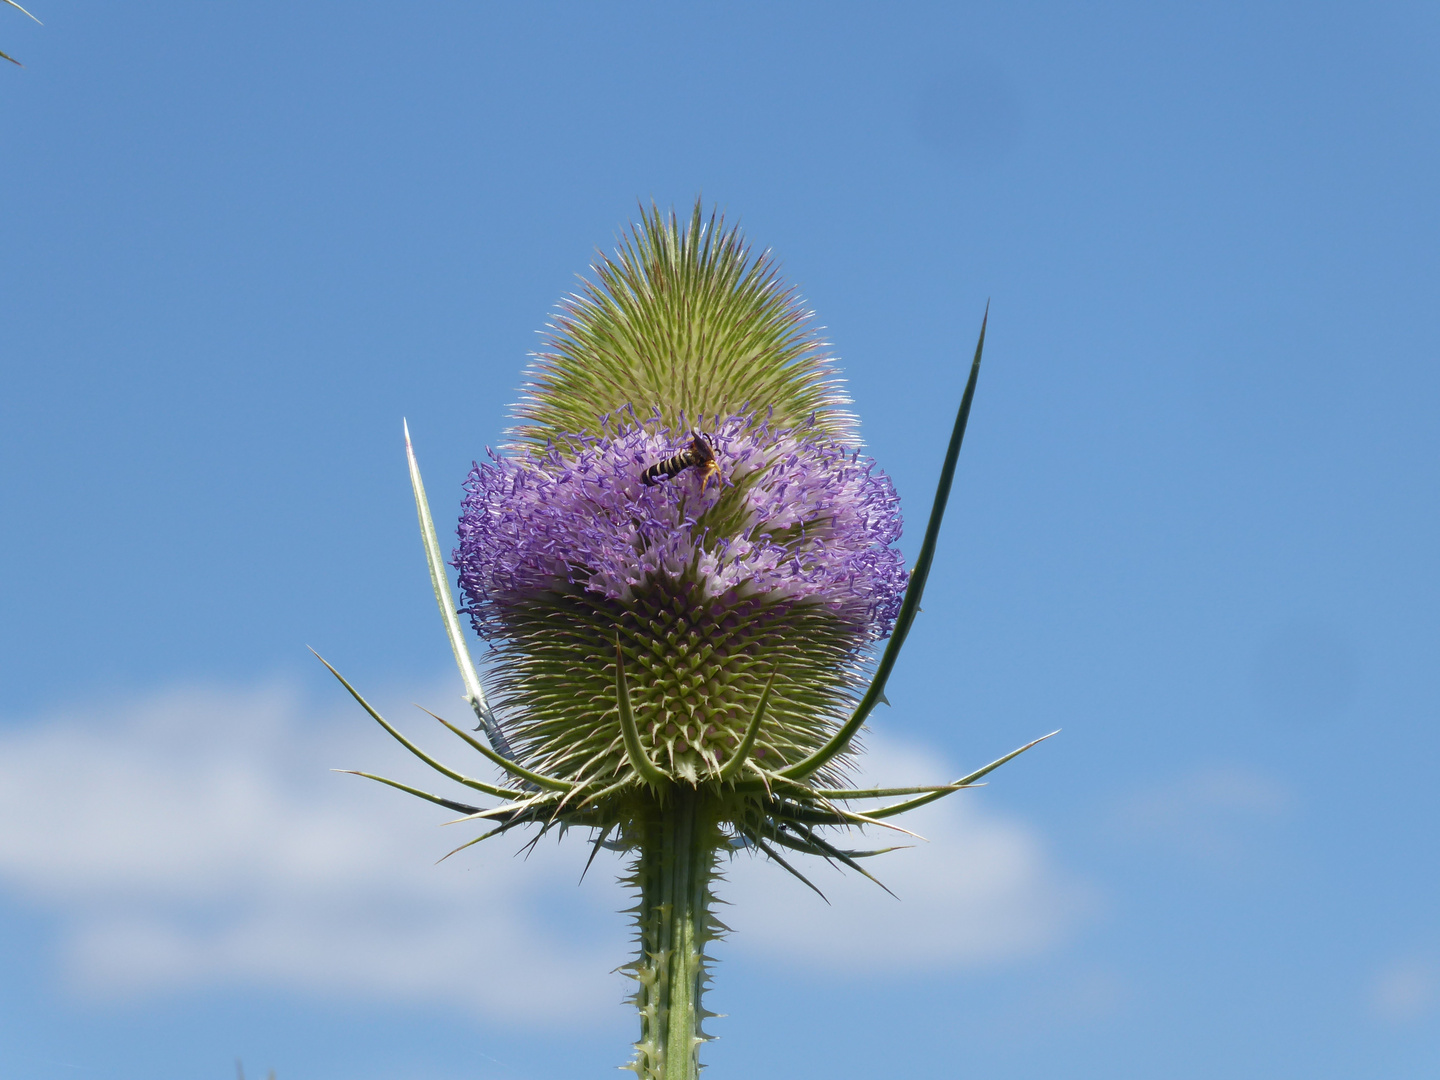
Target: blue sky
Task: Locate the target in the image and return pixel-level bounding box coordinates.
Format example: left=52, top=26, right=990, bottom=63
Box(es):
left=2, top=3, right=1437, bottom=1078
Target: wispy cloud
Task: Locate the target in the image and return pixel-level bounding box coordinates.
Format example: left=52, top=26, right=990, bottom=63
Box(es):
left=0, top=680, right=627, bottom=1022
left=0, top=681, right=1087, bottom=1021
left=723, top=736, right=1093, bottom=967
left=1107, top=765, right=1296, bottom=864
left=1369, top=956, right=1438, bottom=1023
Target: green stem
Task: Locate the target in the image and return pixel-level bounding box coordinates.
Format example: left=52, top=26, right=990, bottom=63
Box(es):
left=629, top=789, right=723, bottom=1080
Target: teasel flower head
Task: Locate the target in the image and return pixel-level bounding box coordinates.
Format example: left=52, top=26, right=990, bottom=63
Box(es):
left=321, top=201, right=1051, bottom=1080
left=453, top=411, right=908, bottom=787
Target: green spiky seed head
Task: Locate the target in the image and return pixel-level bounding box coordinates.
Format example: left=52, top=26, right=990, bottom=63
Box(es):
left=510, top=202, right=857, bottom=449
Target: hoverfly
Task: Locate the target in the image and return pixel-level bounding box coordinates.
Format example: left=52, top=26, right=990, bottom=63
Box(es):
left=641, top=431, right=720, bottom=491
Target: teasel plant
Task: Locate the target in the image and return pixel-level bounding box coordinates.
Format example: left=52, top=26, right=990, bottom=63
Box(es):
left=318, top=201, right=1053, bottom=1079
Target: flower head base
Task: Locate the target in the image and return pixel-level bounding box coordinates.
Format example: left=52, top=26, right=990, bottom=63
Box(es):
left=454, top=412, right=907, bottom=784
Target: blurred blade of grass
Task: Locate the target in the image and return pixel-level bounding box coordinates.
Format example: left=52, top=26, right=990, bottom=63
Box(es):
left=3, top=0, right=42, bottom=67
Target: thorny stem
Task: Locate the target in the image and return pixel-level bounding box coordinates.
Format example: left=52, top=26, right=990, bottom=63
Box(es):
left=627, top=789, right=724, bottom=1080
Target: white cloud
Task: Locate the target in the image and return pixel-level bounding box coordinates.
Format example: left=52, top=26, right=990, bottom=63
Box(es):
left=0, top=680, right=1087, bottom=1021
left=721, top=736, right=1093, bottom=968
left=0, top=680, right=625, bottom=1022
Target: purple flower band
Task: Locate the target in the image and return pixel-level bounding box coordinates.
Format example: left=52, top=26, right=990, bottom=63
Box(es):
left=454, top=415, right=907, bottom=641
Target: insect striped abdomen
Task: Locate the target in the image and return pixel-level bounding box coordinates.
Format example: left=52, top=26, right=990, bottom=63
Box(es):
left=642, top=433, right=719, bottom=489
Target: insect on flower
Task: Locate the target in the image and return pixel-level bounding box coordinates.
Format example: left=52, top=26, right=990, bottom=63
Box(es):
left=640, top=429, right=720, bottom=490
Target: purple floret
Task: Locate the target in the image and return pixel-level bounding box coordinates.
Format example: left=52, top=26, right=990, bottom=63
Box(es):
left=454, top=415, right=907, bottom=642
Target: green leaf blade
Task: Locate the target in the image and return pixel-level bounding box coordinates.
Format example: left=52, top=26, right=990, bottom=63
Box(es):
left=781, top=305, right=990, bottom=781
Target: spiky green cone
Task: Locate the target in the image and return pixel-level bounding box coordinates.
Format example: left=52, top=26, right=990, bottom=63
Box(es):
left=511, top=201, right=856, bottom=449
left=326, top=200, right=1045, bottom=1080
left=491, top=585, right=863, bottom=786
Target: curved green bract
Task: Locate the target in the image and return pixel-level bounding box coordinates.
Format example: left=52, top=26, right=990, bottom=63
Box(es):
left=424, top=709, right=574, bottom=792
left=718, top=662, right=778, bottom=781
left=335, top=770, right=482, bottom=815
left=615, top=639, right=670, bottom=786
left=855, top=730, right=1057, bottom=819
left=313, top=650, right=521, bottom=802
left=404, top=421, right=516, bottom=759
left=781, top=305, right=988, bottom=781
